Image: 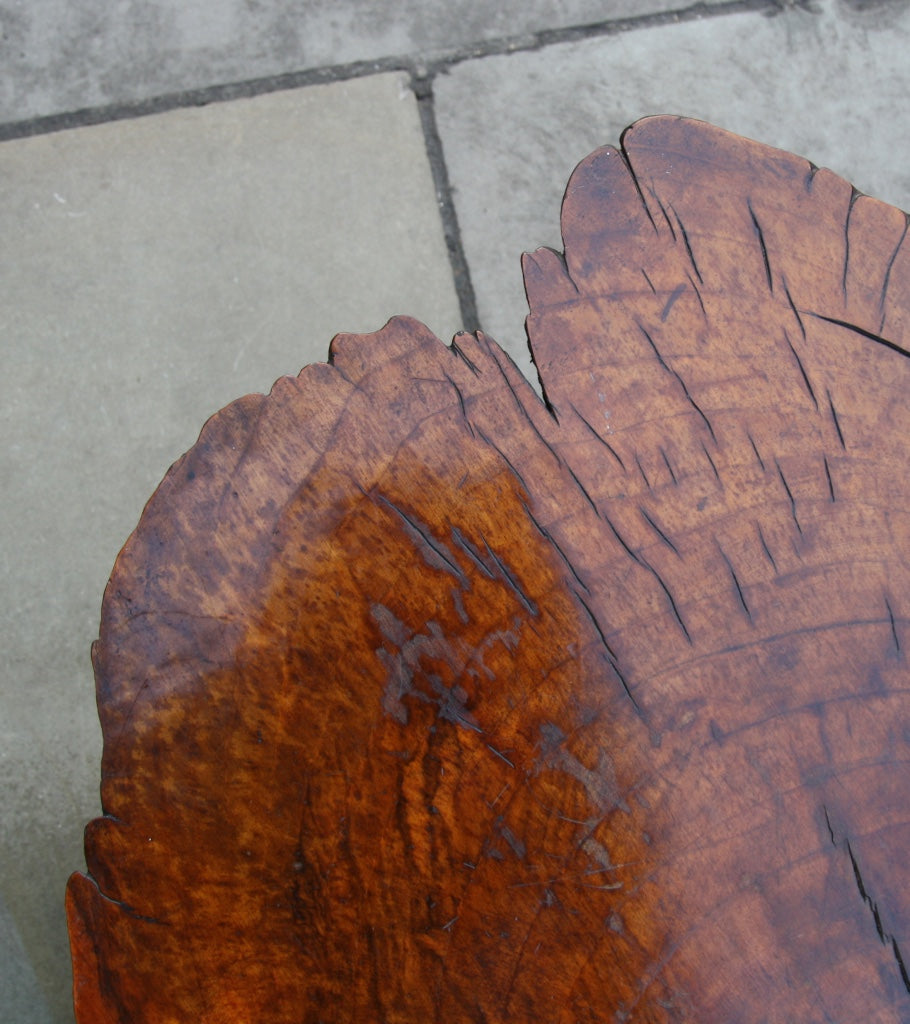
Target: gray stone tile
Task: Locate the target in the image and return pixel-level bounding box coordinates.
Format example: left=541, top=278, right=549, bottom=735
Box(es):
left=436, top=0, right=910, bottom=383
left=0, top=0, right=725, bottom=125
left=0, top=72, right=459, bottom=1022
left=0, top=892, right=54, bottom=1024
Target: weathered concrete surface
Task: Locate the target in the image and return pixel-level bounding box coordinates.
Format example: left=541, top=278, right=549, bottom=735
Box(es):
left=0, top=73, right=459, bottom=1022
left=0, top=0, right=725, bottom=125
left=436, top=0, right=910, bottom=382
left=0, top=892, right=53, bottom=1024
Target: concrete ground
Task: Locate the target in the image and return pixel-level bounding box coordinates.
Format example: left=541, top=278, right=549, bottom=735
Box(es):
left=2, top=0, right=909, bottom=1020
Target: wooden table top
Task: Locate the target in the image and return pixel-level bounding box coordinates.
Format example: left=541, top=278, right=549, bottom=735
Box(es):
left=68, top=115, right=910, bottom=1023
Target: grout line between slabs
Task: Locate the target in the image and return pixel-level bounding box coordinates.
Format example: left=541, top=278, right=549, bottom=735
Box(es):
left=405, top=0, right=787, bottom=335
left=0, top=0, right=784, bottom=144
left=412, top=73, right=481, bottom=334
left=0, top=0, right=791, bottom=337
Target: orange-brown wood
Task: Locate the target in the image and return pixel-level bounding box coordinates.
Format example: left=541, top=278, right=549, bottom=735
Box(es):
left=68, top=116, right=910, bottom=1022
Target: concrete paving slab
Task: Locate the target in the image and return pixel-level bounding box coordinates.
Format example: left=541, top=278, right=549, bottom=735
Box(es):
left=0, top=891, right=54, bottom=1024
left=0, top=0, right=726, bottom=125
left=435, top=0, right=910, bottom=384
left=0, top=72, right=459, bottom=1023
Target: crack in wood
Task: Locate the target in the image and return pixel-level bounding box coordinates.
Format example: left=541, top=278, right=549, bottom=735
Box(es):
left=783, top=329, right=818, bottom=410
left=775, top=459, right=802, bottom=535
left=748, top=199, right=773, bottom=293
left=569, top=402, right=627, bottom=470
left=826, top=388, right=847, bottom=450
left=717, top=541, right=752, bottom=624
left=670, top=204, right=703, bottom=285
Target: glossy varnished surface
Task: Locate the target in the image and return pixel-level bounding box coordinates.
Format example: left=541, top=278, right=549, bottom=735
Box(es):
left=68, top=117, right=910, bottom=1021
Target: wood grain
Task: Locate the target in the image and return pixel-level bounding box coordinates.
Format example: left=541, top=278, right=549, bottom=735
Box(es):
left=68, top=116, right=910, bottom=1022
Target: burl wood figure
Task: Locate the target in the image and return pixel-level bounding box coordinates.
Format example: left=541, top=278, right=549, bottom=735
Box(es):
left=67, top=116, right=910, bottom=1022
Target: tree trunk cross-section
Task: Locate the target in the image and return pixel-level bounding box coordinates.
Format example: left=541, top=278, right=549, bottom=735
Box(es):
left=67, top=116, right=910, bottom=1022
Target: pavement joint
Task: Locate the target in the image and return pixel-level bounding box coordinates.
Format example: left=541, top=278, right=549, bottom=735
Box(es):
left=0, top=0, right=794, bottom=341
left=0, top=0, right=783, bottom=145
left=413, top=71, right=481, bottom=333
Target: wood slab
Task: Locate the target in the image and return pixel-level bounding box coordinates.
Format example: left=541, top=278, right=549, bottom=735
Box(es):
left=67, top=116, right=910, bottom=1022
